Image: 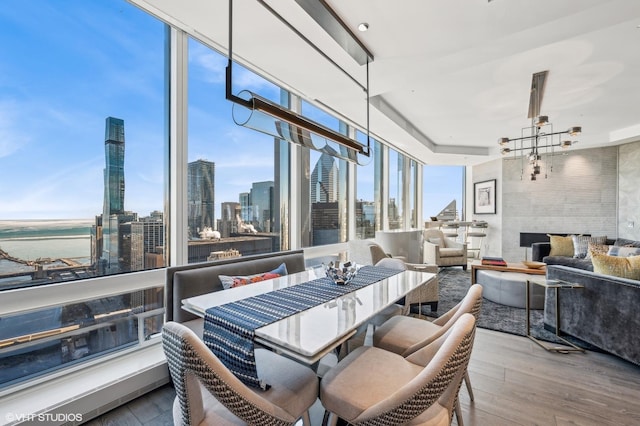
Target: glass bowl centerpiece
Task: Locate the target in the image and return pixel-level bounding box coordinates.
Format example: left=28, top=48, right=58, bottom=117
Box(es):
left=324, top=261, right=358, bottom=285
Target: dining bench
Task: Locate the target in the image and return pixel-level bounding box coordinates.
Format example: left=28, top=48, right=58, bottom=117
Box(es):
left=165, top=250, right=306, bottom=333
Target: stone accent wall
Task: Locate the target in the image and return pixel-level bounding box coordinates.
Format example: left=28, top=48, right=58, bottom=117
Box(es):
left=618, top=141, right=640, bottom=241
left=499, top=146, right=618, bottom=262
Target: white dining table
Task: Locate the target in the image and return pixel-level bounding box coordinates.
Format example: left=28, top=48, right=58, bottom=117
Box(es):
left=182, top=268, right=437, bottom=364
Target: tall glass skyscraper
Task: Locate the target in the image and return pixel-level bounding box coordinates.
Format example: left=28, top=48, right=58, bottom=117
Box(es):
left=311, top=152, right=338, bottom=203
left=187, top=159, right=216, bottom=238
left=101, top=117, right=126, bottom=273
left=249, top=181, right=274, bottom=232
left=103, top=117, right=125, bottom=215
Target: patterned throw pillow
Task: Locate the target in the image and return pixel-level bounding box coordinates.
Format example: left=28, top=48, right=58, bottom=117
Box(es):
left=587, top=243, right=610, bottom=260
left=607, top=246, right=640, bottom=257
left=548, top=235, right=574, bottom=257
left=572, top=235, right=608, bottom=259
left=219, top=263, right=288, bottom=290
left=591, top=253, right=640, bottom=280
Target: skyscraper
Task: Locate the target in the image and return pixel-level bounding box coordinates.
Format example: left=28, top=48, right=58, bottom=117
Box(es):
left=103, top=117, right=125, bottom=215
left=187, top=159, right=216, bottom=239
left=249, top=181, right=274, bottom=232
left=310, top=152, right=338, bottom=203
left=219, top=202, right=240, bottom=237
left=101, top=117, right=126, bottom=273
left=310, top=153, right=340, bottom=245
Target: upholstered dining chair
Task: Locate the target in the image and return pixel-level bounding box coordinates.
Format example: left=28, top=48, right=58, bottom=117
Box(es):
left=423, top=228, right=468, bottom=270
left=162, top=321, right=318, bottom=426
left=372, top=284, right=483, bottom=404
left=348, top=255, right=439, bottom=353
left=369, top=242, right=408, bottom=265
left=320, top=313, right=477, bottom=426
left=374, top=257, right=439, bottom=316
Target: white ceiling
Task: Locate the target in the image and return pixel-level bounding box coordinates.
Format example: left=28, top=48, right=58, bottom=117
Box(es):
left=133, top=0, right=640, bottom=166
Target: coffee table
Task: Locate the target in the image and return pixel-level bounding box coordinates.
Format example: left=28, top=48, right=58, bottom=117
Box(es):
left=471, top=260, right=546, bottom=284
left=471, top=260, right=548, bottom=308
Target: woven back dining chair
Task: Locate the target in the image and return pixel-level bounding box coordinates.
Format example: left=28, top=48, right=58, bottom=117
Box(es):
left=372, top=283, right=483, bottom=409
left=320, top=313, right=477, bottom=425
left=162, top=321, right=318, bottom=426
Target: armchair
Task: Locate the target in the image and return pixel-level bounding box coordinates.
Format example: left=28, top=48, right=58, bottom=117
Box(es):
left=423, top=229, right=468, bottom=270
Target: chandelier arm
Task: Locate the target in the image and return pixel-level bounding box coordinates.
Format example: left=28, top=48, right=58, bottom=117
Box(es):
left=503, top=130, right=570, bottom=144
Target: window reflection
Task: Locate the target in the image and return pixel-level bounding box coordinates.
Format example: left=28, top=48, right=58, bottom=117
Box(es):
left=301, top=102, right=348, bottom=247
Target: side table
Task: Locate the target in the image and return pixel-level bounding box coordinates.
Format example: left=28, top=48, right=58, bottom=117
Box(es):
left=526, top=277, right=585, bottom=353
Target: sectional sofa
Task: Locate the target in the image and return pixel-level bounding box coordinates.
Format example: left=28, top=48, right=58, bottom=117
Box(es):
left=532, top=238, right=640, bottom=365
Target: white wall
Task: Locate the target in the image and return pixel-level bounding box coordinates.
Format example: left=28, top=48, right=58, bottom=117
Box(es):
left=469, top=158, right=503, bottom=258
left=618, top=141, right=640, bottom=241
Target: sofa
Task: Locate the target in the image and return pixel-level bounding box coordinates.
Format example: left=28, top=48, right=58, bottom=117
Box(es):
left=165, top=250, right=306, bottom=333
left=531, top=237, right=640, bottom=365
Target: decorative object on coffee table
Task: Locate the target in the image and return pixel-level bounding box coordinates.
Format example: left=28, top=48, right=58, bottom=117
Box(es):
left=481, top=256, right=507, bottom=266
left=522, top=260, right=546, bottom=269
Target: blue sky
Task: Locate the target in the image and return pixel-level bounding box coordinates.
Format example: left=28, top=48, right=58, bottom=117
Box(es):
left=0, top=1, right=165, bottom=219
left=0, top=0, right=461, bottom=222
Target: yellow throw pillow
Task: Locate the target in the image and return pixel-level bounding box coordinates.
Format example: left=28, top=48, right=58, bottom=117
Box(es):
left=548, top=235, right=574, bottom=257
left=591, top=253, right=640, bottom=280
left=587, top=242, right=610, bottom=260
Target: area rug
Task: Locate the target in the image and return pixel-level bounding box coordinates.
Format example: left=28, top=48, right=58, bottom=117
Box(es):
left=421, top=267, right=592, bottom=348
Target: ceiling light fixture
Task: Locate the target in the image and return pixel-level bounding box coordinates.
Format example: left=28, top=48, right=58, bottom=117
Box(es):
left=498, top=71, right=582, bottom=180
left=499, top=120, right=581, bottom=181
left=225, top=0, right=372, bottom=163
left=358, top=23, right=369, bottom=32
left=499, top=71, right=581, bottom=181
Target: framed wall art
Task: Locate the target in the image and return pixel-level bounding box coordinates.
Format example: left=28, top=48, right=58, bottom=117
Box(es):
left=474, top=179, right=496, bottom=214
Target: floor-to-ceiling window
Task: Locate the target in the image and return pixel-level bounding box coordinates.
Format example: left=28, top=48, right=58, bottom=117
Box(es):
left=0, top=0, right=166, bottom=388
left=0, top=0, right=429, bottom=394
left=186, top=38, right=282, bottom=263
left=423, top=165, right=465, bottom=222
left=409, top=159, right=419, bottom=228
left=388, top=149, right=405, bottom=229
left=355, top=132, right=380, bottom=239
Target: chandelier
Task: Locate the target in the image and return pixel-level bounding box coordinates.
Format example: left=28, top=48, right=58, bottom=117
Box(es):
left=498, top=119, right=581, bottom=180
left=498, top=70, right=581, bottom=181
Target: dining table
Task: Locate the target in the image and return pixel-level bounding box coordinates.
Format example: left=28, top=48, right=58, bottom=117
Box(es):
left=182, top=265, right=436, bottom=388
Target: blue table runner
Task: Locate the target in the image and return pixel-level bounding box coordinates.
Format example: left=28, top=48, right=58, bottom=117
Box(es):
left=203, top=265, right=402, bottom=389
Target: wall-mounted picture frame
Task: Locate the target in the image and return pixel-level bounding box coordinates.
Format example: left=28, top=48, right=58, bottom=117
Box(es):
left=474, top=179, right=496, bottom=214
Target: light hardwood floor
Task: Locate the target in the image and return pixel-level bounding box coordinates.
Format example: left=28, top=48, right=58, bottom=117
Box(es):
left=86, top=328, right=640, bottom=425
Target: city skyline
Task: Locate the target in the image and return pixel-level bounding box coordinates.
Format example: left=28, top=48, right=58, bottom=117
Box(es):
left=0, top=1, right=461, bottom=224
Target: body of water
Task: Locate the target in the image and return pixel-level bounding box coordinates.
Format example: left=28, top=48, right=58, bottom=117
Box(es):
left=0, top=219, right=92, bottom=262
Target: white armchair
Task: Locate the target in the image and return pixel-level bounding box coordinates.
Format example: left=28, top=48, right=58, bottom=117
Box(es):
left=423, top=228, right=468, bottom=270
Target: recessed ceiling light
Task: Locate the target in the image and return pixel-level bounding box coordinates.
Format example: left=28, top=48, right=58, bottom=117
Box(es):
left=358, top=23, right=369, bottom=32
